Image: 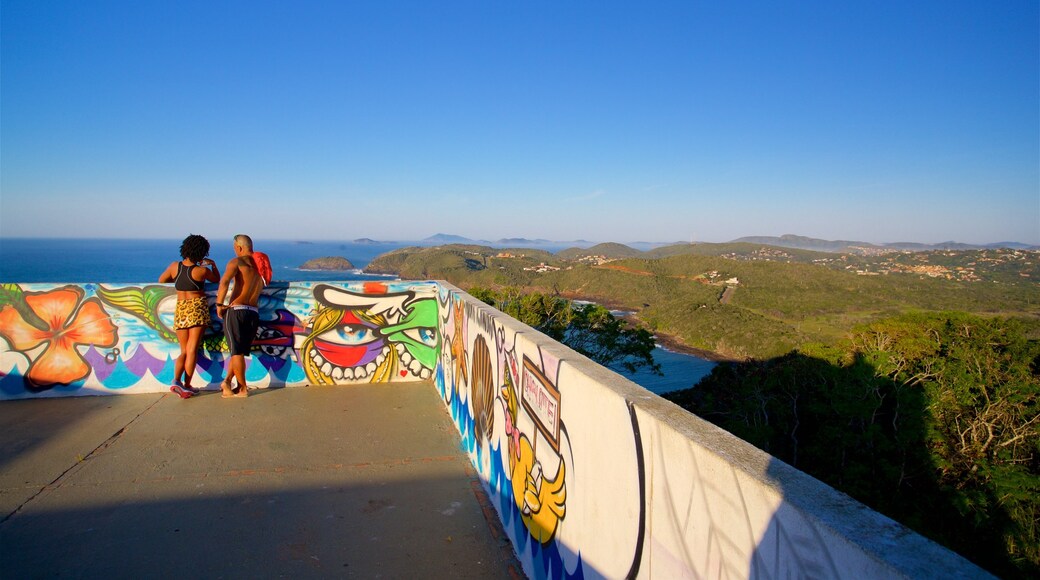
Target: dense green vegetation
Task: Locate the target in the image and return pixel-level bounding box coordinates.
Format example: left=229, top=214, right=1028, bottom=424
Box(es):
left=469, top=286, right=660, bottom=375
left=665, top=313, right=1040, bottom=578
left=367, top=243, right=1040, bottom=575
left=556, top=242, right=644, bottom=260
left=367, top=244, right=1040, bottom=360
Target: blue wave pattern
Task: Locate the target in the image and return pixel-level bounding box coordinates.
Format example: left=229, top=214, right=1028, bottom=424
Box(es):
left=434, top=321, right=586, bottom=579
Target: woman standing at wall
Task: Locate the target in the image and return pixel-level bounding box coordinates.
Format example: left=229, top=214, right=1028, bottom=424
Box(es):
left=158, top=234, right=220, bottom=398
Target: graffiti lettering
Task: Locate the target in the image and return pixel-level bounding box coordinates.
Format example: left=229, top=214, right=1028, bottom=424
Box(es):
left=521, top=356, right=561, bottom=453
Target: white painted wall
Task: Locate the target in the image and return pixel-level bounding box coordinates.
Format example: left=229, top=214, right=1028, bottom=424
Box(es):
left=434, top=282, right=992, bottom=579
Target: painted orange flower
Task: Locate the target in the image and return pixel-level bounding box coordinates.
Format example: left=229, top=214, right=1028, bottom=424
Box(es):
left=0, top=286, right=118, bottom=389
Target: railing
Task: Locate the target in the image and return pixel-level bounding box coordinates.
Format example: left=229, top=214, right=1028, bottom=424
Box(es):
left=0, top=279, right=991, bottom=578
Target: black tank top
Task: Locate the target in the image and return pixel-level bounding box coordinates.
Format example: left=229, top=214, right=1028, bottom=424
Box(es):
left=174, top=262, right=204, bottom=291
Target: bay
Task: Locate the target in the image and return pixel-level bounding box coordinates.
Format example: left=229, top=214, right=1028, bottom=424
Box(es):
left=585, top=302, right=718, bottom=394
left=612, top=344, right=716, bottom=396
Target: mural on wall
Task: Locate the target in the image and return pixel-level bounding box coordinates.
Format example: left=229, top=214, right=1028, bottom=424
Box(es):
left=0, top=281, right=439, bottom=397
left=299, top=284, right=438, bottom=384
left=502, top=351, right=567, bottom=544
left=95, top=284, right=305, bottom=360
left=448, top=297, right=468, bottom=401
left=0, top=284, right=118, bottom=391
left=441, top=288, right=886, bottom=579
left=470, top=334, right=495, bottom=446
left=437, top=289, right=587, bottom=577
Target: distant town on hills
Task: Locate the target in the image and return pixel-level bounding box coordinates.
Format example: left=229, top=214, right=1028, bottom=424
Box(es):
left=353, top=233, right=1038, bottom=253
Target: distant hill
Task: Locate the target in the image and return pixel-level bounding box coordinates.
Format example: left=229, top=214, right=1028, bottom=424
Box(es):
left=352, top=238, right=383, bottom=244
left=730, top=234, right=1038, bottom=253
left=414, top=233, right=1036, bottom=253
left=986, top=241, right=1039, bottom=250
left=884, top=241, right=1039, bottom=251
left=627, top=241, right=681, bottom=252
left=557, top=242, right=642, bottom=260
left=731, top=235, right=873, bottom=253
left=422, top=233, right=481, bottom=245
left=365, top=244, right=500, bottom=277
left=299, top=256, right=355, bottom=270
left=496, top=237, right=555, bottom=246
left=421, top=234, right=603, bottom=249
left=367, top=243, right=1039, bottom=361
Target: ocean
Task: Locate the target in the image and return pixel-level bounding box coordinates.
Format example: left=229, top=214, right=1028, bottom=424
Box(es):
left=0, top=238, right=403, bottom=284
left=0, top=237, right=714, bottom=394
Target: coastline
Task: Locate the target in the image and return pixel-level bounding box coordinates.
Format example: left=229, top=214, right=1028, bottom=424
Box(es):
left=648, top=329, right=737, bottom=362
left=558, top=291, right=737, bottom=363
left=388, top=282, right=732, bottom=364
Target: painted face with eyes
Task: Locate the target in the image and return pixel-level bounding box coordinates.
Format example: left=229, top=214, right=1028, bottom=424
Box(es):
left=304, top=284, right=439, bottom=383
left=381, top=298, right=439, bottom=376
left=312, top=309, right=385, bottom=369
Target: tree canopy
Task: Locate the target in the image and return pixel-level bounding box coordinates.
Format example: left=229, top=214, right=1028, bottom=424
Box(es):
left=469, top=286, right=661, bottom=376
left=666, top=312, right=1040, bottom=578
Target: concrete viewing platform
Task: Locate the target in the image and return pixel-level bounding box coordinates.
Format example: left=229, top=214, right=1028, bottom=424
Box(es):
left=0, top=383, right=521, bottom=578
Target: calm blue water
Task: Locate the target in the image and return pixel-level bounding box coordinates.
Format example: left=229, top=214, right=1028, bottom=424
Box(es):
left=589, top=303, right=718, bottom=393
left=615, top=344, right=716, bottom=395
left=0, top=238, right=714, bottom=393
left=0, top=238, right=402, bottom=284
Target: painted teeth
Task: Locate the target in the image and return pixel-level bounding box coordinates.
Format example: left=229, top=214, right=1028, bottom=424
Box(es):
left=309, top=343, right=434, bottom=382
left=399, top=348, right=414, bottom=365
left=308, top=345, right=392, bottom=381
left=395, top=346, right=431, bottom=379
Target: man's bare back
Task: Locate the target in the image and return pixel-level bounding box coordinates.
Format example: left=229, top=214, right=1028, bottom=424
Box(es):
left=216, top=234, right=264, bottom=399
left=227, top=255, right=263, bottom=307
left=217, top=235, right=264, bottom=309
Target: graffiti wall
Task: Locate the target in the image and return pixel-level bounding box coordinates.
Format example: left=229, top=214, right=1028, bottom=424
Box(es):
left=1, top=277, right=985, bottom=576
left=435, top=283, right=984, bottom=579
left=0, top=281, right=439, bottom=399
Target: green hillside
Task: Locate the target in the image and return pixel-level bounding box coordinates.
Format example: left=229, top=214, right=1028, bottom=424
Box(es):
left=556, top=242, right=642, bottom=260
left=368, top=244, right=1040, bottom=360
left=375, top=243, right=1040, bottom=575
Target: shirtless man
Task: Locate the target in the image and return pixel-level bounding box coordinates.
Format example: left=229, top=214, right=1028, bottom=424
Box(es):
left=216, top=234, right=264, bottom=398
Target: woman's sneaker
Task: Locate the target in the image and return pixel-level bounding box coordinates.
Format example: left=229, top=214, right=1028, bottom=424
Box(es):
left=170, top=384, right=193, bottom=399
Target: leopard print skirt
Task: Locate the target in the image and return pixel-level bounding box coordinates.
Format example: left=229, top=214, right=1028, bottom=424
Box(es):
left=174, top=296, right=211, bottom=330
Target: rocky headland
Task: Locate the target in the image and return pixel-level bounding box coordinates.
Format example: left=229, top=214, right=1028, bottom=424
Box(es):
left=299, top=256, right=355, bottom=270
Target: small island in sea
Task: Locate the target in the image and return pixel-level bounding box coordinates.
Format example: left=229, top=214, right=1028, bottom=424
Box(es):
left=298, top=256, right=355, bottom=270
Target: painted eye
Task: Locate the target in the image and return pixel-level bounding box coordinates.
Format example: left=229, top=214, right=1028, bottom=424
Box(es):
left=404, top=327, right=437, bottom=346
left=317, top=323, right=379, bottom=346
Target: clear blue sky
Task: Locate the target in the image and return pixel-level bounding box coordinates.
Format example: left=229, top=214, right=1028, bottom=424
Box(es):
left=2, top=1, right=1037, bottom=245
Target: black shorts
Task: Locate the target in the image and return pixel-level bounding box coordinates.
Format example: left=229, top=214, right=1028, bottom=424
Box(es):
left=224, top=307, right=259, bottom=356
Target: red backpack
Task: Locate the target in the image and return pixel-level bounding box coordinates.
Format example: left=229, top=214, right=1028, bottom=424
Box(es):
left=253, top=251, right=273, bottom=286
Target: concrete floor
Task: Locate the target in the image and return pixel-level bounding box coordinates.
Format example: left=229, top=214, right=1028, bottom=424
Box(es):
left=0, top=384, right=521, bottom=579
